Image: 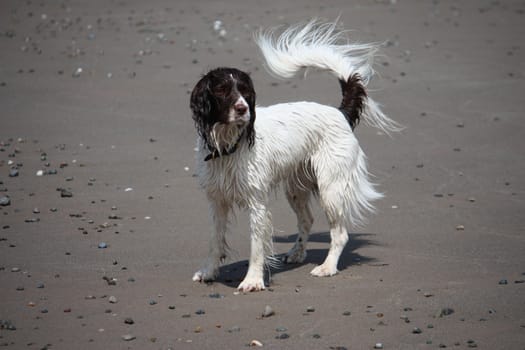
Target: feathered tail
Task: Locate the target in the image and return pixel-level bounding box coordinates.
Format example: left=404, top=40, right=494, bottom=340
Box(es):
left=255, top=20, right=402, bottom=134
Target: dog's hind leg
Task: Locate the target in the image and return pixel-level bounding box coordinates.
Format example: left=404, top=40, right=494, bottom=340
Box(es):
left=312, top=181, right=349, bottom=276
left=193, top=198, right=230, bottom=282
left=283, top=179, right=313, bottom=264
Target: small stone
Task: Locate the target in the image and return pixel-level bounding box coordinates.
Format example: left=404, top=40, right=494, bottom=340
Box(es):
left=456, top=225, right=465, bottom=231
left=374, top=343, right=384, bottom=349
left=0, top=196, right=10, bottom=206
left=108, top=296, right=117, bottom=304
left=72, top=67, right=83, bottom=77
left=149, top=300, right=157, bottom=305
left=121, top=334, right=135, bottom=341
left=60, top=189, right=73, bottom=198
left=276, top=327, right=287, bottom=332
left=437, top=307, right=454, bottom=317
left=412, top=327, right=422, bottom=334
left=250, top=339, right=263, bottom=347
left=306, top=306, right=315, bottom=312
left=98, top=242, right=108, bottom=249
left=36, top=170, right=44, bottom=176
left=275, top=333, right=289, bottom=339
left=262, top=305, right=274, bottom=318
left=228, top=326, right=241, bottom=333
left=195, top=309, right=205, bottom=315
left=9, top=169, right=19, bottom=177
left=342, top=311, right=351, bottom=316
left=498, top=279, right=508, bottom=285
left=11, top=267, right=20, bottom=272
left=423, top=292, right=433, bottom=297
left=168, top=305, right=176, bottom=310
left=124, top=317, right=134, bottom=325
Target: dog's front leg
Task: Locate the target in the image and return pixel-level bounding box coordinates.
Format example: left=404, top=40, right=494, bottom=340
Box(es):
left=238, top=201, right=272, bottom=292
left=192, top=199, right=230, bottom=283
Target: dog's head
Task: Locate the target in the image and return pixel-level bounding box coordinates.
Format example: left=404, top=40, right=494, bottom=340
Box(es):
left=190, top=67, right=256, bottom=152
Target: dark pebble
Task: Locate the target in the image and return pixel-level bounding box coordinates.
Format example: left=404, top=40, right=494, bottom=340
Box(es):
left=149, top=300, right=157, bottom=305
left=209, top=293, right=224, bottom=299
left=60, top=189, right=73, bottom=198
left=9, top=169, right=19, bottom=177
left=195, top=309, right=205, bottom=315
left=124, top=317, right=134, bottom=325
left=275, top=333, right=289, bottom=340
left=438, top=307, right=454, bottom=317
left=412, top=327, right=422, bottom=334
left=499, top=279, right=508, bottom=285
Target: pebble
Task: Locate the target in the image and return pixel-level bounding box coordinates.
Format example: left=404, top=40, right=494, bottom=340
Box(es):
left=98, top=242, right=108, bottom=249
left=72, top=67, right=83, bottom=78
left=498, top=279, right=508, bottom=285
left=412, top=327, right=422, bottom=334
left=124, top=317, right=134, bottom=325
left=108, top=296, right=117, bottom=304
left=36, top=170, right=44, bottom=176
left=456, top=225, right=465, bottom=231
left=9, top=168, right=19, bottom=177
left=250, top=339, right=263, bottom=347
left=0, top=196, right=10, bottom=206
left=195, top=309, right=205, bottom=315
left=262, top=305, right=274, bottom=317
left=149, top=299, right=157, bottom=305
left=437, top=307, right=454, bottom=317
left=0, top=320, right=16, bottom=331
left=306, top=306, right=315, bottom=312
left=275, top=333, right=289, bottom=339
left=60, top=189, right=73, bottom=198
left=374, top=343, right=384, bottom=349
left=121, top=334, right=136, bottom=341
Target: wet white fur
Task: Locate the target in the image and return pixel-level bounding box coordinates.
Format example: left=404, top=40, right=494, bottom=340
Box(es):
left=192, top=20, right=399, bottom=292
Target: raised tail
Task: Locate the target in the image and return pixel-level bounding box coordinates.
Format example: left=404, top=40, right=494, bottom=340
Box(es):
left=255, top=20, right=402, bottom=134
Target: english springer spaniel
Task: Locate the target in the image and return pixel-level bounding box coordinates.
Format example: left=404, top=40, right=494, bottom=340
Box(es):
left=190, top=20, right=400, bottom=292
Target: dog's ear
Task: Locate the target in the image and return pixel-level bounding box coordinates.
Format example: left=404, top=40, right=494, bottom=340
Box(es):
left=190, top=77, right=214, bottom=141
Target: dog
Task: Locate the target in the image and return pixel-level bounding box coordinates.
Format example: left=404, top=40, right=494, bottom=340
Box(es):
left=189, top=20, right=400, bottom=292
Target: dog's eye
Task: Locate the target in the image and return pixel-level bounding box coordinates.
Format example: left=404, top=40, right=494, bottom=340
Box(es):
left=213, top=85, right=228, bottom=96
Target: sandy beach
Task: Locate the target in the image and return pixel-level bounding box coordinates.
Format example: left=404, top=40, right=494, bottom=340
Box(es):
left=1, top=0, right=524, bottom=349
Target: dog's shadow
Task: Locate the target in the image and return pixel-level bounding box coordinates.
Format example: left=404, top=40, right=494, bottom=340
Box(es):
left=214, top=231, right=377, bottom=288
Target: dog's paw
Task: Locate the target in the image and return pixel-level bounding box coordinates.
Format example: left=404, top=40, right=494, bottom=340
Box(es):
left=237, top=277, right=266, bottom=292
left=192, top=268, right=217, bottom=283
left=283, top=247, right=307, bottom=264
left=310, top=264, right=338, bottom=277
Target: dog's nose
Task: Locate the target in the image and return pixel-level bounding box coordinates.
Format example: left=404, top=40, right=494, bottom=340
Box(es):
left=235, top=104, right=248, bottom=115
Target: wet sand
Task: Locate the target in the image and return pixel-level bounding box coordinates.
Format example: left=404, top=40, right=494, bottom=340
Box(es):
left=1, top=0, right=524, bottom=349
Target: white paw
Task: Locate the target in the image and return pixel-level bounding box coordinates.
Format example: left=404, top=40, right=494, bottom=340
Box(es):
left=237, top=277, right=266, bottom=292
left=192, top=267, right=217, bottom=282
left=283, top=247, right=307, bottom=264
left=310, top=264, right=338, bottom=277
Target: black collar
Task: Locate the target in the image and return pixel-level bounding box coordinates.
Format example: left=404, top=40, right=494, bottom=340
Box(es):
left=204, top=132, right=244, bottom=162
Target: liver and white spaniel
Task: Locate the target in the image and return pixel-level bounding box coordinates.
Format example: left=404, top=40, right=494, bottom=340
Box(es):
left=190, top=20, right=400, bottom=292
